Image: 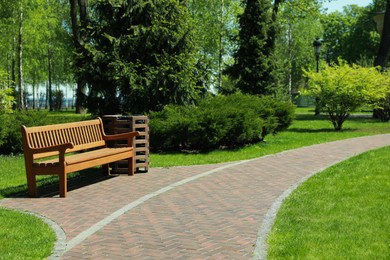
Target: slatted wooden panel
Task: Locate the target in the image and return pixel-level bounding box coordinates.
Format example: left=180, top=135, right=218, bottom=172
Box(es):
left=24, top=119, right=107, bottom=159
left=28, top=124, right=103, bottom=148
left=102, top=115, right=149, bottom=173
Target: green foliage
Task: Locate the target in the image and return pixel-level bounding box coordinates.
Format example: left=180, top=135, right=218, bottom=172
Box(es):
left=274, top=1, right=323, bottom=97
left=52, top=89, right=64, bottom=111
left=225, top=0, right=277, bottom=96
left=0, top=110, right=49, bottom=154
left=0, top=87, right=15, bottom=114
left=321, top=5, right=379, bottom=65
left=303, top=61, right=390, bottom=130
left=188, top=0, right=242, bottom=91
left=0, top=0, right=73, bottom=108
left=77, top=0, right=205, bottom=115
left=150, top=93, right=295, bottom=151
left=375, top=95, right=390, bottom=122
left=375, top=72, right=390, bottom=121
left=0, top=208, right=56, bottom=259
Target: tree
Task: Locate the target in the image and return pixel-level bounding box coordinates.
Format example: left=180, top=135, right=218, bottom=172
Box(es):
left=0, top=0, right=73, bottom=111
left=321, top=5, right=379, bottom=65
left=78, top=0, right=204, bottom=115
left=226, top=0, right=277, bottom=96
left=69, top=0, right=88, bottom=113
left=188, top=0, right=242, bottom=92
left=274, top=0, right=322, bottom=98
left=374, top=0, right=390, bottom=67
left=304, top=61, right=390, bottom=130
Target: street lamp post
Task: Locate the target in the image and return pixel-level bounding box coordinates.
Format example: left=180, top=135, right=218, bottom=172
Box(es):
left=313, top=38, right=322, bottom=115
left=313, top=38, right=322, bottom=73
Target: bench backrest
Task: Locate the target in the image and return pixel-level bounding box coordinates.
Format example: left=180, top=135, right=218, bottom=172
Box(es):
left=22, top=118, right=106, bottom=160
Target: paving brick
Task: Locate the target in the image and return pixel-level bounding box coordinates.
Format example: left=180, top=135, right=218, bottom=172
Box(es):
left=1, top=134, right=390, bottom=259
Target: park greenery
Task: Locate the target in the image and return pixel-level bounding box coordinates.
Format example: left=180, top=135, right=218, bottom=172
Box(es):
left=304, top=61, right=390, bottom=130
left=0, top=1, right=390, bottom=257
left=0, top=0, right=389, bottom=115
left=1, top=109, right=390, bottom=258
left=150, top=94, right=295, bottom=151
left=267, top=145, right=390, bottom=259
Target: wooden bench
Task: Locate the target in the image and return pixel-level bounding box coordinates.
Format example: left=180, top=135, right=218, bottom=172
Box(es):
left=21, top=117, right=140, bottom=198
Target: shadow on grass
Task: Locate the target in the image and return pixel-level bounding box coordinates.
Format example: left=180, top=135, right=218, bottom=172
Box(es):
left=1, top=168, right=121, bottom=198
left=286, top=127, right=359, bottom=133
left=294, top=114, right=328, bottom=121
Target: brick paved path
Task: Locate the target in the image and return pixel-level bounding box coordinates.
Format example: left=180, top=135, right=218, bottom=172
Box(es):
left=1, top=134, right=390, bottom=259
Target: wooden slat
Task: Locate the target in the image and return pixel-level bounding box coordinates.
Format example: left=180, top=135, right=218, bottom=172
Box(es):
left=64, top=128, right=70, bottom=144
left=38, top=132, right=44, bottom=148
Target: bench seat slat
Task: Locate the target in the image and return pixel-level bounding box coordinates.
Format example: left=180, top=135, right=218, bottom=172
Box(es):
left=39, top=147, right=133, bottom=166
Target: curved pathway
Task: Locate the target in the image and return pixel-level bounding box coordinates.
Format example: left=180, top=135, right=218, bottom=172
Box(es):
left=1, top=134, right=390, bottom=259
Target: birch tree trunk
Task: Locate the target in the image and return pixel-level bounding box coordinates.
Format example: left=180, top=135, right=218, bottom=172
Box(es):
left=17, top=0, right=24, bottom=109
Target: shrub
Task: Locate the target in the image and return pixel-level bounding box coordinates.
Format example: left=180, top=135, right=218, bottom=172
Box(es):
left=304, top=61, right=390, bottom=130
left=150, top=93, right=295, bottom=151
left=375, top=93, right=390, bottom=122
left=0, top=110, right=49, bottom=154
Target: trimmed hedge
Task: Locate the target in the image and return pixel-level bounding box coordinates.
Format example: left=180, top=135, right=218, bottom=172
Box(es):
left=0, top=111, right=49, bottom=154
left=150, top=94, right=295, bottom=151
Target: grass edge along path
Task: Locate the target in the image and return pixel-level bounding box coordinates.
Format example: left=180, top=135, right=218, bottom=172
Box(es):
left=267, top=145, right=390, bottom=259
left=0, top=208, right=56, bottom=259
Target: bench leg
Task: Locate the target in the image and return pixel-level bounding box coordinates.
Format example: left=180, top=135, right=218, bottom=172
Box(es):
left=59, top=173, right=67, bottom=198
left=102, top=164, right=110, bottom=176
left=26, top=173, right=38, bottom=197
left=128, top=157, right=134, bottom=176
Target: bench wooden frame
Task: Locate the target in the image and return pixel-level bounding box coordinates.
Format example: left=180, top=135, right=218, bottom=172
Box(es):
left=21, top=117, right=140, bottom=198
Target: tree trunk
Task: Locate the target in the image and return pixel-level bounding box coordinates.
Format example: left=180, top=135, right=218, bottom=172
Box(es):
left=32, top=83, right=35, bottom=109
left=70, top=0, right=88, bottom=114
left=48, top=47, right=53, bottom=111
left=374, top=0, right=390, bottom=68
left=218, top=0, right=224, bottom=91
left=17, top=0, right=24, bottom=109
left=11, top=37, right=16, bottom=92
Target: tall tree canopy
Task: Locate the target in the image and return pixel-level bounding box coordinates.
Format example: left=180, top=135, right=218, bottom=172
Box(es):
left=76, top=0, right=205, bottom=115
left=226, top=0, right=277, bottom=96
left=321, top=5, right=379, bottom=65
left=274, top=0, right=322, bottom=97
left=0, top=0, right=72, bottom=110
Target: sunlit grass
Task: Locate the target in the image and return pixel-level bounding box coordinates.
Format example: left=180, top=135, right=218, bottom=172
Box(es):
left=0, top=208, right=56, bottom=259
left=267, top=146, right=390, bottom=259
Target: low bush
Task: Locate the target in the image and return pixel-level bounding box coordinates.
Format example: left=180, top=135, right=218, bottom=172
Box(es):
left=0, top=111, right=49, bottom=154
left=304, top=61, right=390, bottom=130
left=150, top=93, right=295, bottom=151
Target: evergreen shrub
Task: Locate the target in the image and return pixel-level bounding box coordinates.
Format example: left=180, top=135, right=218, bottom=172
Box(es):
left=150, top=93, right=295, bottom=151
left=0, top=111, right=49, bottom=154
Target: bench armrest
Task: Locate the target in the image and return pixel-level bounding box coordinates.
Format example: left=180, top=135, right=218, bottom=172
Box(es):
left=103, top=131, right=140, bottom=145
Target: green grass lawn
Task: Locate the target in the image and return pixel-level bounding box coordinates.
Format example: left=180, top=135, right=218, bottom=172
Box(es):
left=267, top=146, right=390, bottom=259
left=0, top=208, right=56, bottom=259
left=0, top=108, right=389, bottom=258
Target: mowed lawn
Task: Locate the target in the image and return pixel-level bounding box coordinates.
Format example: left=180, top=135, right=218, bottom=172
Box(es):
left=267, top=146, right=390, bottom=259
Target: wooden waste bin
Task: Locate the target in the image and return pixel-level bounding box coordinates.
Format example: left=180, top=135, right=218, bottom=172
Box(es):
left=102, top=115, right=149, bottom=173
